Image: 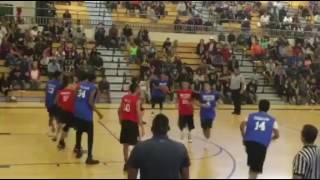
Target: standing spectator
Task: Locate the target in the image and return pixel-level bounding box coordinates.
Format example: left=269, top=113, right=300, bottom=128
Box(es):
left=162, top=38, right=173, bottom=57
left=62, top=10, right=72, bottom=27
left=98, top=76, right=111, bottom=103
left=29, top=61, right=40, bottom=90
left=129, top=43, right=138, bottom=64
left=95, top=23, right=106, bottom=47
left=123, top=24, right=133, bottom=40
left=108, top=24, right=119, bottom=48
left=196, top=39, right=206, bottom=57
left=293, top=125, right=320, bottom=179
left=127, top=114, right=190, bottom=179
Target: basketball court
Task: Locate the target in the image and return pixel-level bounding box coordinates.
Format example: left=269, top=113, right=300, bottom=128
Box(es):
left=0, top=103, right=319, bottom=179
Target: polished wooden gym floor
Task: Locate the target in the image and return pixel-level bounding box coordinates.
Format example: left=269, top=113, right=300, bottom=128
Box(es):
left=0, top=103, right=319, bottom=179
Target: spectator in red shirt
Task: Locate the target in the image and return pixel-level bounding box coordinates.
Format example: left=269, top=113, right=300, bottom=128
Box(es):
left=220, top=43, right=231, bottom=63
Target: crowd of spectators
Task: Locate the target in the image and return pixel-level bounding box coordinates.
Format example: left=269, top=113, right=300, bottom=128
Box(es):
left=248, top=32, right=320, bottom=105
left=0, top=15, right=111, bottom=102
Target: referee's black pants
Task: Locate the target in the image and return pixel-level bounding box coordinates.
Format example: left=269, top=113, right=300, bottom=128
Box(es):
left=231, top=89, right=241, bottom=114
left=75, top=120, right=94, bottom=159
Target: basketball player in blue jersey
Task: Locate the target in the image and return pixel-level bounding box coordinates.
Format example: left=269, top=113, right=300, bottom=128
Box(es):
left=198, top=82, right=219, bottom=148
left=240, top=100, right=280, bottom=179
left=74, top=72, right=103, bottom=165
left=45, top=71, right=62, bottom=139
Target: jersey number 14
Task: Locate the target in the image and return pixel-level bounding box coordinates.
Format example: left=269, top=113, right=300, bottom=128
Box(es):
left=254, top=121, right=266, bottom=132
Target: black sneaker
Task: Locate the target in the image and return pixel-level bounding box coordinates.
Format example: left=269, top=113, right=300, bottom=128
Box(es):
left=57, top=141, right=66, bottom=150
left=142, top=121, right=147, bottom=125
left=73, top=147, right=83, bottom=159
left=73, top=147, right=82, bottom=153
left=52, top=137, right=57, bottom=142
left=123, top=163, right=128, bottom=171
left=86, top=158, right=100, bottom=165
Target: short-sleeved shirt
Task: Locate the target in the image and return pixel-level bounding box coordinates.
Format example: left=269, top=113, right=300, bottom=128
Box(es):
left=293, top=145, right=320, bottom=179
left=177, top=89, right=194, bottom=116
left=127, top=135, right=190, bottom=179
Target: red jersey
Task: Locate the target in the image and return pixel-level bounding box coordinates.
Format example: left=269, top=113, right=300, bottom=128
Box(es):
left=120, top=94, right=139, bottom=123
left=57, top=89, right=76, bottom=113
left=177, top=89, right=194, bottom=116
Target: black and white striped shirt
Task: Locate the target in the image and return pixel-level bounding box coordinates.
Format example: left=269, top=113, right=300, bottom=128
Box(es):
left=293, top=145, right=320, bottom=179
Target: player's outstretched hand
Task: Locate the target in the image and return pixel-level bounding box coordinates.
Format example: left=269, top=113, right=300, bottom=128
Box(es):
left=98, top=113, right=104, bottom=120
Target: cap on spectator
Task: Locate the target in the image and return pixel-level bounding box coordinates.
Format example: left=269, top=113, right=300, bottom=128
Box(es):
left=210, top=36, right=214, bottom=40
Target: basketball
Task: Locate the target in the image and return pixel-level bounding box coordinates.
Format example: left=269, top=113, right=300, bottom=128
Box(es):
left=160, top=86, right=170, bottom=94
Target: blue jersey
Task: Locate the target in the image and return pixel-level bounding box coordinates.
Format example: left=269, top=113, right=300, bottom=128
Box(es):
left=200, top=91, right=219, bottom=121
left=74, top=82, right=97, bottom=121
left=151, top=80, right=168, bottom=98
left=45, top=80, right=62, bottom=108
left=244, top=112, right=276, bottom=147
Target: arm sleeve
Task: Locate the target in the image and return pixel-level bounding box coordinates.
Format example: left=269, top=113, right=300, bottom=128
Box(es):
left=293, top=153, right=307, bottom=177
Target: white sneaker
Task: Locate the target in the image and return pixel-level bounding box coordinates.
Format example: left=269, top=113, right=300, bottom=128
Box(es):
left=188, top=133, right=192, bottom=143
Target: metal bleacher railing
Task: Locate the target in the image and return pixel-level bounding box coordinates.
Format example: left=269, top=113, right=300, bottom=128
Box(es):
left=2, top=14, right=320, bottom=39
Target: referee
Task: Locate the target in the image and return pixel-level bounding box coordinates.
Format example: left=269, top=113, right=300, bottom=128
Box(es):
left=221, top=68, right=246, bottom=115
left=293, top=124, right=320, bottom=179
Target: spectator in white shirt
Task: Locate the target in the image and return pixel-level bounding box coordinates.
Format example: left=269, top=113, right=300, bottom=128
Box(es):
left=260, top=13, right=270, bottom=28
left=283, top=15, right=293, bottom=30
left=177, top=1, right=187, bottom=16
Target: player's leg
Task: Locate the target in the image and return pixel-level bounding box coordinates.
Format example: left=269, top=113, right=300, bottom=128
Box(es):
left=159, top=96, right=164, bottom=112
left=85, top=121, right=99, bottom=165
left=47, top=107, right=56, bottom=136
left=123, top=144, right=130, bottom=171
left=178, top=116, right=187, bottom=141
left=75, top=119, right=84, bottom=158
left=187, top=116, right=195, bottom=143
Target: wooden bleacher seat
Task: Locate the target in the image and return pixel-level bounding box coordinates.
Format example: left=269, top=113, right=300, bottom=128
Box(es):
left=0, top=60, right=5, bottom=66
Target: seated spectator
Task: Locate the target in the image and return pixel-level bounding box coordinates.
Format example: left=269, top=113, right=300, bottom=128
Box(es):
left=314, top=13, right=320, bottom=31
left=98, top=76, right=111, bottom=103
left=283, top=14, right=293, bottom=30
left=162, top=38, right=173, bottom=57
left=95, top=23, right=106, bottom=47
left=245, top=79, right=257, bottom=104
left=196, top=39, right=206, bottom=57
left=147, top=6, right=158, bottom=23
left=251, top=40, right=264, bottom=60
left=63, top=10, right=72, bottom=27
left=29, top=61, right=40, bottom=90
left=88, top=48, right=104, bottom=74
left=0, top=37, right=11, bottom=59
left=108, top=24, right=119, bottom=48
left=174, top=16, right=183, bottom=32
left=227, top=31, right=236, bottom=45
left=147, top=42, right=157, bottom=59
left=218, top=32, right=226, bottom=42
left=8, top=66, right=28, bottom=90
left=73, top=28, right=86, bottom=48
left=259, top=13, right=270, bottom=28
left=47, top=59, right=61, bottom=78
left=122, top=24, right=133, bottom=40
left=206, top=37, right=217, bottom=55
left=220, top=43, right=231, bottom=63
left=0, top=73, right=12, bottom=101
left=177, top=1, right=187, bottom=16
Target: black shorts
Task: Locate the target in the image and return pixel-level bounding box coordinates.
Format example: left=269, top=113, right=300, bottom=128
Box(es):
left=47, top=105, right=58, bottom=118
left=201, top=119, right=213, bottom=129
left=76, top=118, right=93, bottom=133
left=120, top=120, right=139, bottom=146
left=178, top=115, right=195, bottom=131
left=57, top=108, right=77, bottom=132
left=151, top=96, right=165, bottom=104
left=245, top=141, right=267, bottom=173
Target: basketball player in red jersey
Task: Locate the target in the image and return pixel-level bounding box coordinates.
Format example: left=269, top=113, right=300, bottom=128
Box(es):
left=55, top=75, right=78, bottom=150
left=176, top=81, right=196, bottom=143
left=118, top=83, right=145, bottom=171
